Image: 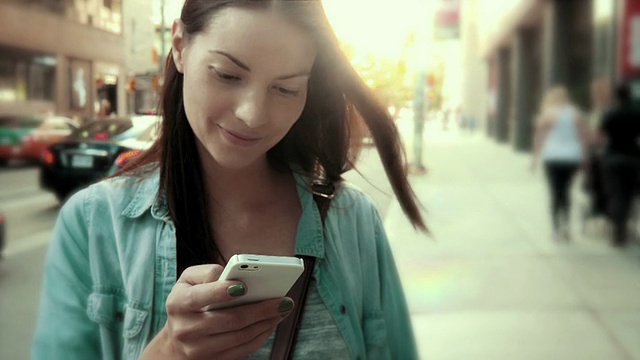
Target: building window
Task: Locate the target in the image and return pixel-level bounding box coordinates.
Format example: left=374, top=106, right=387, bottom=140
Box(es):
left=4, top=0, right=122, bottom=34
left=0, top=49, right=56, bottom=102
left=68, top=0, right=122, bottom=33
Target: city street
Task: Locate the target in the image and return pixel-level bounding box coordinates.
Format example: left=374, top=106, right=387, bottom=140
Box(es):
left=1, top=121, right=639, bottom=359
left=390, top=119, right=640, bottom=359
left=0, top=165, right=58, bottom=360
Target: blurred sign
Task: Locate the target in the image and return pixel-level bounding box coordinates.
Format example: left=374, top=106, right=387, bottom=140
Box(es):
left=69, top=59, right=90, bottom=110
left=433, top=0, right=460, bottom=41
left=621, top=0, right=640, bottom=77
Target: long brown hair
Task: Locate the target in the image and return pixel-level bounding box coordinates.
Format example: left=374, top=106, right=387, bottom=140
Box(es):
left=121, top=0, right=426, bottom=274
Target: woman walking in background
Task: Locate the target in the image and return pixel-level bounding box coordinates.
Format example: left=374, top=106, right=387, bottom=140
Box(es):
left=532, top=86, right=590, bottom=241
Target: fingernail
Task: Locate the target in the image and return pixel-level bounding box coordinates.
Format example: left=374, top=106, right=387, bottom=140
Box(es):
left=227, top=284, right=246, bottom=297
left=278, top=299, right=294, bottom=314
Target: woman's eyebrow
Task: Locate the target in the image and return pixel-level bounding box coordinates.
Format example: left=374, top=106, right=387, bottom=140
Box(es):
left=209, top=50, right=250, bottom=71
left=276, top=72, right=311, bottom=81
left=209, top=49, right=311, bottom=80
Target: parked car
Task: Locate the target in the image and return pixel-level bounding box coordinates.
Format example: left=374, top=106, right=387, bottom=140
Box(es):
left=39, top=115, right=159, bottom=201
left=19, top=116, right=79, bottom=161
left=0, top=114, right=44, bottom=166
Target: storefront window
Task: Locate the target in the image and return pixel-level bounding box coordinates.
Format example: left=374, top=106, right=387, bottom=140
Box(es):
left=592, top=0, right=615, bottom=79
left=594, top=0, right=614, bottom=22
left=0, top=60, right=17, bottom=101
left=0, top=48, right=56, bottom=102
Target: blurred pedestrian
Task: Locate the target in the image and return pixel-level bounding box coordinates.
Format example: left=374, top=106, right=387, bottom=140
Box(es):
left=32, top=1, right=426, bottom=360
left=469, top=116, right=477, bottom=133
left=532, top=86, right=590, bottom=241
left=583, top=77, right=611, bottom=219
left=97, top=98, right=112, bottom=117
left=598, top=81, right=640, bottom=247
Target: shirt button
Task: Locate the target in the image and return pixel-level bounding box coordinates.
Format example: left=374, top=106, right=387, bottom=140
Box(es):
left=340, top=305, right=347, bottom=314
left=115, top=312, right=124, bottom=322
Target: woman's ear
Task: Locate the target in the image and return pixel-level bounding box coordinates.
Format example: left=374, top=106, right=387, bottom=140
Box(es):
left=171, top=19, right=186, bottom=73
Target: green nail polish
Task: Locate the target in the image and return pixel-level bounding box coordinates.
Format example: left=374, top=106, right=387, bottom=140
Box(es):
left=227, top=284, right=245, bottom=297
left=278, top=299, right=294, bottom=314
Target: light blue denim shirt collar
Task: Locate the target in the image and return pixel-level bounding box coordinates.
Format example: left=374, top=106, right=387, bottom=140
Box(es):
left=118, top=170, right=326, bottom=258
left=120, top=171, right=169, bottom=221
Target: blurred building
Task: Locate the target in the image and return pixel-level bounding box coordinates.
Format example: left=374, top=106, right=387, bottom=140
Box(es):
left=126, top=0, right=183, bottom=115
left=0, top=0, right=163, bottom=119
left=124, top=0, right=158, bottom=115
left=463, top=0, right=638, bottom=151
left=460, top=0, right=487, bottom=131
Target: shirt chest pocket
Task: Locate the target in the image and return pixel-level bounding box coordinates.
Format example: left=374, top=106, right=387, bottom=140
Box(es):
left=86, top=291, right=150, bottom=360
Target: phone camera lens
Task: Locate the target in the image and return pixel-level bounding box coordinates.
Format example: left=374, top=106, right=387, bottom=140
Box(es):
left=240, top=265, right=249, bottom=269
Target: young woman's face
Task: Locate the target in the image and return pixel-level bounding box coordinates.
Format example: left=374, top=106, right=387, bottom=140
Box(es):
left=172, top=7, right=317, bottom=170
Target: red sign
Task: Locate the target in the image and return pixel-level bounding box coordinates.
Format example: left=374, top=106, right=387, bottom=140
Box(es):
left=433, top=0, right=460, bottom=40
left=620, top=0, right=640, bottom=77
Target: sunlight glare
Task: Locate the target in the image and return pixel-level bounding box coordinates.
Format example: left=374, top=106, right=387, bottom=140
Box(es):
left=322, top=0, right=429, bottom=59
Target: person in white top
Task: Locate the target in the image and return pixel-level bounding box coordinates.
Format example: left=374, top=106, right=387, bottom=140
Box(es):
left=532, top=86, right=590, bottom=241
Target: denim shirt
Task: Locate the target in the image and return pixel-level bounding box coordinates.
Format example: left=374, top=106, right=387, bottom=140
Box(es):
left=32, top=171, right=418, bottom=360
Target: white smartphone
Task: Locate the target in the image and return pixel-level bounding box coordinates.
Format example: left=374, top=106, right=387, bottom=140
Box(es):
left=205, top=254, right=305, bottom=311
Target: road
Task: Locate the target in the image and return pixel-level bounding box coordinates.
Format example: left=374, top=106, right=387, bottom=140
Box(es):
left=0, top=164, right=59, bottom=360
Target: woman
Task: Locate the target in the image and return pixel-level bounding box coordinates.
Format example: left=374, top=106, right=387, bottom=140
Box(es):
left=32, top=1, right=426, bottom=359
left=532, top=86, right=589, bottom=241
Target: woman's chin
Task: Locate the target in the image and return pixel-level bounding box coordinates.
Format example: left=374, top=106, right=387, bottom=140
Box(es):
left=207, top=153, right=267, bottom=171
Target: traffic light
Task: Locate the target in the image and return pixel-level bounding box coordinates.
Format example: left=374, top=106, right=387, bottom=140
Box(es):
left=152, top=75, right=160, bottom=91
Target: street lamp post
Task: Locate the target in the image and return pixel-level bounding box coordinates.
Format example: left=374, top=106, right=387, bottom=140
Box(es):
left=159, top=0, right=166, bottom=76
left=410, top=68, right=427, bottom=174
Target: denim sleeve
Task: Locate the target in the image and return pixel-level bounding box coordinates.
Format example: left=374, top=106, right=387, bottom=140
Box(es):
left=373, top=210, right=419, bottom=360
left=32, top=190, right=100, bottom=360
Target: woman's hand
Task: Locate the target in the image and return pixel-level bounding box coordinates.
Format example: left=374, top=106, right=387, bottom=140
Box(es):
left=140, top=264, right=294, bottom=360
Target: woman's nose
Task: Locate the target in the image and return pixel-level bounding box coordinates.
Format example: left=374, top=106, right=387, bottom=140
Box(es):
left=234, top=89, right=268, bottom=128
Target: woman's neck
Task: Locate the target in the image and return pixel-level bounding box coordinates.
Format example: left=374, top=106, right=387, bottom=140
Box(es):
left=199, top=152, right=301, bottom=261
left=201, top=155, right=293, bottom=214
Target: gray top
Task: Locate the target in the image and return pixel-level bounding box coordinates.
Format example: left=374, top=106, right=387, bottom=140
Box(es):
left=245, top=279, right=351, bottom=359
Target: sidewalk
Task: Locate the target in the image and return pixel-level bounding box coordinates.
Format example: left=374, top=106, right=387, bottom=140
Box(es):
left=383, top=121, right=640, bottom=359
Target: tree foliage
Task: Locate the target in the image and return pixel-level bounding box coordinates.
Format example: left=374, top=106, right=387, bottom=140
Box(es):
left=342, top=43, right=415, bottom=120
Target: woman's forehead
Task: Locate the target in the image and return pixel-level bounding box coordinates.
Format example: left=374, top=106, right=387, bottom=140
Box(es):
left=193, top=7, right=317, bottom=73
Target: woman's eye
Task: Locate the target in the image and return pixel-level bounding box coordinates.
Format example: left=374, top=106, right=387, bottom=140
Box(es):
left=275, top=86, right=299, bottom=96
left=212, top=69, right=240, bottom=82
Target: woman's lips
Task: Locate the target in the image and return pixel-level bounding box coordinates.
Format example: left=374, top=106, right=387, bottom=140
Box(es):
left=218, top=126, right=262, bottom=147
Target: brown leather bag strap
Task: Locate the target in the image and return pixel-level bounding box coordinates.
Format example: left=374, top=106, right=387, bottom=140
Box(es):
left=270, top=185, right=333, bottom=359
left=270, top=255, right=316, bottom=360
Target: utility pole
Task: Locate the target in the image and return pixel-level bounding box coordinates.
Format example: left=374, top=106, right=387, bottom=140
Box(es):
left=411, top=68, right=427, bottom=174
left=159, top=0, right=166, bottom=76
left=410, top=13, right=430, bottom=176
